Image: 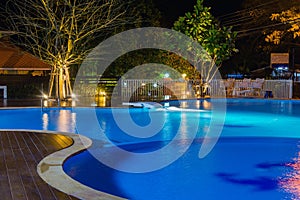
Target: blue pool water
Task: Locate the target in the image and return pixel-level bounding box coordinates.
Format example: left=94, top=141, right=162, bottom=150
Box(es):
left=64, top=138, right=300, bottom=200
left=1, top=99, right=300, bottom=199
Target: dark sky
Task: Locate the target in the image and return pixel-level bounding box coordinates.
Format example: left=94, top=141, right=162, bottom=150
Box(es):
left=154, top=0, right=244, bottom=27
left=0, top=0, right=244, bottom=29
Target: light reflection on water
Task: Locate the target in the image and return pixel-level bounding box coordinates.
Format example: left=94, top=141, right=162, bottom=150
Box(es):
left=41, top=109, right=77, bottom=132
left=0, top=108, right=77, bottom=133
left=280, top=150, right=300, bottom=200
left=42, top=113, right=48, bottom=130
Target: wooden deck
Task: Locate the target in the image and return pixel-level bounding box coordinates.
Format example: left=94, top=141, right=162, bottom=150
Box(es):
left=0, top=131, right=79, bottom=200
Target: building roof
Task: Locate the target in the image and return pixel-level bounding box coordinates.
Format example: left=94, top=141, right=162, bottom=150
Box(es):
left=0, top=39, right=51, bottom=71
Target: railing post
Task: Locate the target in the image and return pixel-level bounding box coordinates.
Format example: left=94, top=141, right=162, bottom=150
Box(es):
left=289, top=80, right=293, bottom=99
left=3, top=86, right=7, bottom=99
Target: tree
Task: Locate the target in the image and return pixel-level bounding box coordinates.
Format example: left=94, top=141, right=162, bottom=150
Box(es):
left=266, top=7, right=300, bottom=44
left=2, top=0, right=134, bottom=100
left=103, top=0, right=162, bottom=78
left=221, top=0, right=298, bottom=74
left=172, top=0, right=237, bottom=86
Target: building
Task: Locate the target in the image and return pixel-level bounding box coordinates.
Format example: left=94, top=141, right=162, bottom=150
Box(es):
left=0, top=36, right=51, bottom=99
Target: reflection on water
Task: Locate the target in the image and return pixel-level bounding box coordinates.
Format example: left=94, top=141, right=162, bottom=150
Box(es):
left=42, top=109, right=76, bottom=133
left=202, top=100, right=211, bottom=109
left=42, top=113, right=48, bottom=130
left=280, top=151, right=300, bottom=200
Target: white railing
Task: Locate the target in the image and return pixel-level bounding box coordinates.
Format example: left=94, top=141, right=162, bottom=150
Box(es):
left=75, top=78, right=293, bottom=103
left=121, top=79, right=193, bottom=101
left=212, top=79, right=292, bottom=99
left=120, top=79, right=293, bottom=101
left=209, top=79, right=226, bottom=97
left=263, top=80, right=292, bottom=99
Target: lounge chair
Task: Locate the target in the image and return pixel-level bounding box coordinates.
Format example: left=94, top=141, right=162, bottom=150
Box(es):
left=252, top=78, right=264, bottom=96
left=235, top=78, right=252, bottom=96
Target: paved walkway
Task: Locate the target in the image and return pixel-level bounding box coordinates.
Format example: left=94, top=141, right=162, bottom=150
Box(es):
left=0, top=131, right=78, bottom=200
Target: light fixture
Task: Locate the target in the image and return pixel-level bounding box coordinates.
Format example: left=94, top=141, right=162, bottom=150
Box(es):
left=42, top=94, right=48, bottom=99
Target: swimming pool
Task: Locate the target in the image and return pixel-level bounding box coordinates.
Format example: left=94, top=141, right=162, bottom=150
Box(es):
left=1, top=99, right=300, bottom=199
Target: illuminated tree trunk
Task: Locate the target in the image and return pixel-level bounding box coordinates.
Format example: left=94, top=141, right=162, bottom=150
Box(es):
left=3, top=0, right=133, bottom=103
left=48, top=66, right=56, bottom=97
left=48, top=65, right=72, bottom=100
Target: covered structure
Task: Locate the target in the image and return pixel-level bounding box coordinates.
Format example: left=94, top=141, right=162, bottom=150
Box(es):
left=0, top=34, right=51, bottom=99
left=0, top=39, right=51, bottom=75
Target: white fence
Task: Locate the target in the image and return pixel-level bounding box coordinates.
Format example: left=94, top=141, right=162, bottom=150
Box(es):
left=121, top=79, right=193, bottom=101
left=211, top=79, right=292, bottom=99
left=262, top=80, right=292, bottom=99
left=74, top=78, right=293, bottom=104
left=120, top=79, right=293, bottom=100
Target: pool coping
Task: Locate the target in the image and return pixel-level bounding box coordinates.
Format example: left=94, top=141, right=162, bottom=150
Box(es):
left=37, top=130, right=127, bottom=200
left=2, top=129, right=126, bottom=200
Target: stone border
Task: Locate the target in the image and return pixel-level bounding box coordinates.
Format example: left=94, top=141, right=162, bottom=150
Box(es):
left=32, top=130, right=126, bottom=200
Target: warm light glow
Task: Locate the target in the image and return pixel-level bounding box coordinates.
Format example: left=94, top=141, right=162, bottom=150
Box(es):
left=57, top=110, right=75, bottom=132
left=181, top=101, right=188, bottom=108
left=203, top=100, right=211, bottom=109
left=97, top=96, right=106, bottom=107
left=279, top=152, right=300, bottom=200
left=42, top=113, right=48, bottom=130
left=43, top=100, right=48, bottom=107
left=195, top=100, right=200, bottom=109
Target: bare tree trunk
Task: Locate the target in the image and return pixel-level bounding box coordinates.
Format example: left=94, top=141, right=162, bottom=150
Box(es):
left=65, top=68, right=72, bottom=96
left=48, top=66, right=55, bottom=97
left=59, top=67, right=64, bottom=99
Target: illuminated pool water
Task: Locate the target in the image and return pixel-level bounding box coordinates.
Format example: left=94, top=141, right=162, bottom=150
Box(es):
left=64, top=138, right=300, bottom=200
left=1, top=99, right=300, bottom=199
left=64, top=99, right=300, bottom=200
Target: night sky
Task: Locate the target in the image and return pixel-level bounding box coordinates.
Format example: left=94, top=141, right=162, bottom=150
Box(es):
left=0, top=0, right=244, bottom=28
left=154, top=0, right=244, bottom=27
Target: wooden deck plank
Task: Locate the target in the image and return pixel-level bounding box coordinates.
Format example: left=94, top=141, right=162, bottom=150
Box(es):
left=0, top=131, right=79, bottom=200
left=13, top=133, right=42, bottom=199
left=0, top=132, right=13, bottom=200
left=5, top=132, right=27, bottom=200
left=20, top=132, right=58, bottom=200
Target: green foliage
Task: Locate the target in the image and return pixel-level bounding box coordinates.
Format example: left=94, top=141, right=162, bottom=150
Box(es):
left=228, top=0, right=299, bottom=74
left=173, top=0, right=237, bottom=67
left=160, top=51, right=200, bottom=81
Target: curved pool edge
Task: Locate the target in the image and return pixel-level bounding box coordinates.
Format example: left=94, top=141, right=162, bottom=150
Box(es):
left=32, top=130, right=126, bottom=200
